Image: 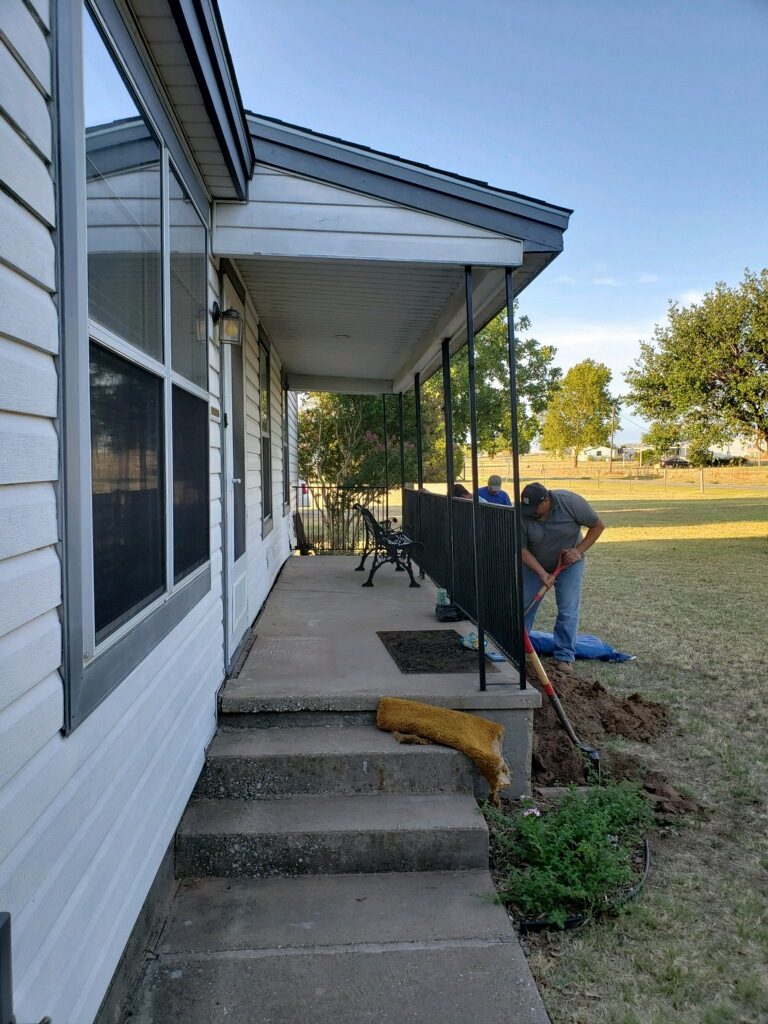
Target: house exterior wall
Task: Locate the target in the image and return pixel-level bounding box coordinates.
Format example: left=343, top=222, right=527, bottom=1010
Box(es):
left=241, top=276, right=296, bottom=621
left=0, top=6, right=293, bottom=1022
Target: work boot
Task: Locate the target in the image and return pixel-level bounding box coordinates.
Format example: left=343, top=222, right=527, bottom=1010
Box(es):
left=555, top=660, right=574, bottom=675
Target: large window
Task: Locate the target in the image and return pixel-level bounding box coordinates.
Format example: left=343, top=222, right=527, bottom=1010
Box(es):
left=79, top=9, right=210, bottom=651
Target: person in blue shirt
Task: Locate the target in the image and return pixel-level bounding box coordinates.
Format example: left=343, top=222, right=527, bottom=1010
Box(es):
left=477, top=474, right=512, bottom=506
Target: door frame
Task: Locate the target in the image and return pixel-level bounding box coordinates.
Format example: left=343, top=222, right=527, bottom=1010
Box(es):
left=219, top=264, right=249, bottom=668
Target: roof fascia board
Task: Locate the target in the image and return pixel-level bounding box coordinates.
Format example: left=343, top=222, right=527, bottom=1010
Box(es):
left=95, top=0, right=209, bottom=214
left=166, top=0, right=254, bottom=199
left=247, top=117, right=570, bottom=249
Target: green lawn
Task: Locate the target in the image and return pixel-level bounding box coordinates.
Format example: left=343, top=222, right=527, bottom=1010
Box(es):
left=527, top=495, right=768, bottom=1023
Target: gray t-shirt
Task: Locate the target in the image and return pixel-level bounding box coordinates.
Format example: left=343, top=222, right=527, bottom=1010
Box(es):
left=520, top=489, right=600, bottom=572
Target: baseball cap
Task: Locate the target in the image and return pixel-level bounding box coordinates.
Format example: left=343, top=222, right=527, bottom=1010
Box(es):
left=520, top=482, right=549, bottom=516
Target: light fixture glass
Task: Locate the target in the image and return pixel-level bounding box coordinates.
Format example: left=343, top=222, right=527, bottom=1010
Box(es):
left=211, top=301, right=243, bottom=346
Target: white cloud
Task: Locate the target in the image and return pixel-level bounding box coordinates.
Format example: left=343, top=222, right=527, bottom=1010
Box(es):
left=553, top=273, right=575, bottom=284
left=678, top=289, right=705, bottom=305
left=526, top=317, right=657, bottom=390
left=636, top=272, right=659, bottom=284
left=593, top=276, right=620, bottom=286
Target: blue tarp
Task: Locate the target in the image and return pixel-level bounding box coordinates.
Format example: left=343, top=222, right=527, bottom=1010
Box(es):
left=529, top=631, right=635, bottom=662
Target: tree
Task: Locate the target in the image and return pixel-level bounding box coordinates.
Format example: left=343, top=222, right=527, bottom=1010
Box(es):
left=449, top=309, right=561, bottom=455
left=541, top=359, right=614, bottom=466
left=298, top=391, right=459, bottom=544
left=625, top=268, right=768, bottom=454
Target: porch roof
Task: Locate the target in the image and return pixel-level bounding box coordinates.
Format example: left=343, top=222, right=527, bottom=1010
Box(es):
left=214, top=115, right=572, bottom=394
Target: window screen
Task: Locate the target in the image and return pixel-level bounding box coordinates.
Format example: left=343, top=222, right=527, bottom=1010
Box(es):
left=90, top=343, right=165, bottom=641
left=173, top=386, right=210, bottom=582
left=84, top=9, right=162, bottom=360
left=170, top=171, right=208, bottom=388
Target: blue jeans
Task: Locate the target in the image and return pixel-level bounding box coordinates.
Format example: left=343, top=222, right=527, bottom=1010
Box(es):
left=523, top=559, right=585, bottom=663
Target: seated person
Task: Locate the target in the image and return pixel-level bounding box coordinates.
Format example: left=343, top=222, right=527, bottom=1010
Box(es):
left=453, top=483, right=471, bottom=498
left=477, top=474, right=512, bottom=506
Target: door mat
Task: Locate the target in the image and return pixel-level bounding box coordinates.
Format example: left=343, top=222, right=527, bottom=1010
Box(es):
left=377, top=630, right=498, bottom=674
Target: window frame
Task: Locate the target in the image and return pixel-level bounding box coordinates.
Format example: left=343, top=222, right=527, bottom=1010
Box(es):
left=56, top=0, right=213, bottom=732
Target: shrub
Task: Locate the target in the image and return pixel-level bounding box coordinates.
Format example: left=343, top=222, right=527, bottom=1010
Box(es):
left=485, top=783, right=653, bottom=928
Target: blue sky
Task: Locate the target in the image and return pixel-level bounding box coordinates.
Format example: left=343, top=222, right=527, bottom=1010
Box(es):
left=219, top=0, right=767, bottom=441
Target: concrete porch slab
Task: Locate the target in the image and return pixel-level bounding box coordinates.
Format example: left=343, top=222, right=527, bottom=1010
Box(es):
left=225, top=555, right=539, bottom=710
left=222, top=556, right=540, bottom=797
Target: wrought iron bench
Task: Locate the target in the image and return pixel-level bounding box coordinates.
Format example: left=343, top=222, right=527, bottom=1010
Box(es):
left=353, top=503, right=422, bottom=588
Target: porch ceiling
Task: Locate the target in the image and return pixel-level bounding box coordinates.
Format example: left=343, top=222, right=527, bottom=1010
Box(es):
left=234, top=258, right=464, bottom=392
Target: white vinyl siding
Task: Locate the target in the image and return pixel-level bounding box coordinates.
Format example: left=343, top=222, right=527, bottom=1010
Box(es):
left=215, top=164, right=524, bottom=266
left=0, top=6, right=225, bottom=1023
left=236, top=279, right=294, bottom=620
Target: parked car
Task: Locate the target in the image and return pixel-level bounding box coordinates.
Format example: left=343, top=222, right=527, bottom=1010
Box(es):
left=660, top=456, right=691, bottom=468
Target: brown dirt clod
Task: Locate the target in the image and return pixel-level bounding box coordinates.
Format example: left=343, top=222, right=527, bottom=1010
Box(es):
left=529, top=660, right=703, bottom=814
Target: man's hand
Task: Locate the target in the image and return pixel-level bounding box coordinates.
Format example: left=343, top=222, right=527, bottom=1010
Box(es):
left=561, top=547, right=582, bottom=566
left=539, top=571, right=556, bottom=588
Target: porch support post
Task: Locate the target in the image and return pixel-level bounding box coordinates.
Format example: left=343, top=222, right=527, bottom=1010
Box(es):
left=505, top=268, right=527, bottom=690
left=441, top=337, right=456, bottom=599
left=465, top=266, right=486, bottom=691
left=398, top=391, right=406, bottom=514
left=382, top=394, right=389, bottom=520
left=414, top=372, right=424, bottom=489
left=414, top=372, right=425, bottom=577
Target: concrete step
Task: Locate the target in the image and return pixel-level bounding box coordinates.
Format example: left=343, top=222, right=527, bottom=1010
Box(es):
left=160, top=871, right=512, bottom=953
left=134, top=873, right=549, bottom=1024
left=195, top=726, right=474, bottom=799
left=175, top=792, right=488, bottom=878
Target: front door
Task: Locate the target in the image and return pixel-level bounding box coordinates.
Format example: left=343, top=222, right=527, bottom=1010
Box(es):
left=221, top=274, right=249, bottom=664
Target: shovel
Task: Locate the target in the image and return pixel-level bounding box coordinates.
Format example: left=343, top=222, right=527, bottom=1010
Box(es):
left=524, top=550, right=569, bottom=617
left=523, top=630, right=601, bottom=778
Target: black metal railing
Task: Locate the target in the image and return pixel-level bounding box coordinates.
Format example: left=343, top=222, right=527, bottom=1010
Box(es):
left=295, top=483, right=390, bottom=553
left=406, top=490, right=525, bottom=685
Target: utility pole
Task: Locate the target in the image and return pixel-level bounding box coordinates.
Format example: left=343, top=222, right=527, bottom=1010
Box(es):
left=608, top=400, right=619, bottom=473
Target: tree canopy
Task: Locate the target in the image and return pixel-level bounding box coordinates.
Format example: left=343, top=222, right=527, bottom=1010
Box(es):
left=297, top=390, right=453, bottom=489
left=626, top=268, right=768, bottom=453
left=540, top=359, right=614, bottom=465
left=449, top=310, right=561, bottom=456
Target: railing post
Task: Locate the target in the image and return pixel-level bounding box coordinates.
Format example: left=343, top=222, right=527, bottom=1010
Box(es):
left=465, top=266, right=486, bottom=691
left=441, top=337, right=456, bottom=599
left=382, top=394, right=389, bottom=520
left=398, top=391, right=406, bottom=520
left=505, top=268, right=527, bottom=689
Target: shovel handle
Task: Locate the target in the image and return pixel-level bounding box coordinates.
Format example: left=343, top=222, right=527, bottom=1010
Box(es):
left=523, top=551, right=569, bottom=617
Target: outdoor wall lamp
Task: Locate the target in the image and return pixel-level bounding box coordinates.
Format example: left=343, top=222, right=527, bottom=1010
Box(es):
left=211, top=301, right=243, bottom=345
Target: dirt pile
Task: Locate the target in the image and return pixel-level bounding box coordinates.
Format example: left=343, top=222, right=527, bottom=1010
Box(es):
left=530, top=661, right=702, bottom=814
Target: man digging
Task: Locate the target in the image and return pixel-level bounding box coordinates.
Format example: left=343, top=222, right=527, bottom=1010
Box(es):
left=520, top=482, right=605, bottom=673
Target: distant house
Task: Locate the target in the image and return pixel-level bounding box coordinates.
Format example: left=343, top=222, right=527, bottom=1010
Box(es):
left=0, top=2, right=571, bottom=1021
left=670, top=438, right=761, bottom=462
left=577, top=446, right=620, bottom=462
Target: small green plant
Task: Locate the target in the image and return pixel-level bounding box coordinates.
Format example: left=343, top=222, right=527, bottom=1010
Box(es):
left=485, top=783, right=653, bottom=928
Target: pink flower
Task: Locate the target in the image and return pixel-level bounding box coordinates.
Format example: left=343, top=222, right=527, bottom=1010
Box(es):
left=522, top=807, right=541, bottom=817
